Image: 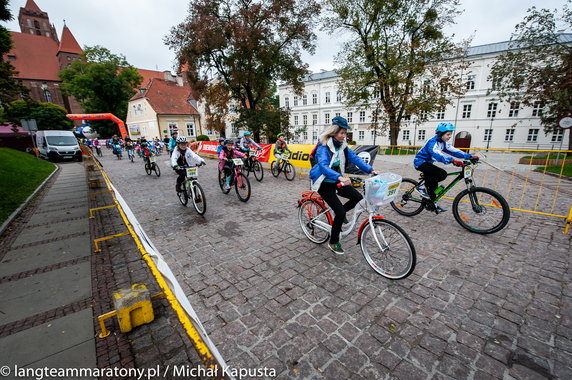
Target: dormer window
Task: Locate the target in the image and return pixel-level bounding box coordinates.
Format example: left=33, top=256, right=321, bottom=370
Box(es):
left=7, top=55, right=15, bottom=61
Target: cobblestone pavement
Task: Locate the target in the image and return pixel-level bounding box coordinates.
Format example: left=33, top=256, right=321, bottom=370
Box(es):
left=99, top=151, right=572, bottom=379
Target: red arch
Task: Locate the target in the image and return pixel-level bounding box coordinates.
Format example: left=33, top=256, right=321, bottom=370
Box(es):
left=67, top=113, right=127, bottom=139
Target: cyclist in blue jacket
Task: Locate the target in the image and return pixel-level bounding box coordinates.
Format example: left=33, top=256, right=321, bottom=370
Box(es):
left=414, top=122, right=477, bottom=213
left=309, top=116, right=375, bottom=255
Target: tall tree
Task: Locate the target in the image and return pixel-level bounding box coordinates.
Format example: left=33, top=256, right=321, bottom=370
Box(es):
left=59, top=46, right=142, bottom=137
left=1, top=99, right=73, bottom=130
left=0, top=0, right=29, bottom=106
left=323, top=0, right=469, bottom=145
left=489, top=1, right=572, bottom=149
left=166, top=0, right=320, bottom=141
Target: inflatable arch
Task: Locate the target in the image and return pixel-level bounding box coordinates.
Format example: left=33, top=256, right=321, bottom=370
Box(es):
left=67, top=113, right=127, bottom=139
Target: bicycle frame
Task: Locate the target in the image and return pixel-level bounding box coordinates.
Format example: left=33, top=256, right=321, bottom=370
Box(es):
left=421, top=162, right=478, bottom=203
left=181, top=166, right=200, bottom=198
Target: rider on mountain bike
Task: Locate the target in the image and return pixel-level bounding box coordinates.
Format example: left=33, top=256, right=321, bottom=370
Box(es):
left=239, top=132, right=262, bottom=168
left=309, top=116, right=375, bottom=255
left=171, top=136, right=206, bottom=193
left=219, top=139, right=247, bottom=190
left=274, top=133, right=290, bottom=167
left=110, top=135, right=122, bottom=158
left=413, top=122, right=478, bottom=214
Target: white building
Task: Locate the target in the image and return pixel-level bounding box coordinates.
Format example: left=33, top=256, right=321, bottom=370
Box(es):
left=278, top=36, right=571, bottom=150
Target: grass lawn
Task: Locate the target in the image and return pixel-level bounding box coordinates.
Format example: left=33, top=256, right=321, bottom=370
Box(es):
left=535, top=163, right=572, bottom=177
left=384, top=148, right=417, bottom=155
left=0, top=148, right=56, bottom=225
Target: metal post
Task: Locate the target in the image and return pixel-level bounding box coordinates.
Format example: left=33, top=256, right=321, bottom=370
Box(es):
left=486, top=117, right=494, bottom=151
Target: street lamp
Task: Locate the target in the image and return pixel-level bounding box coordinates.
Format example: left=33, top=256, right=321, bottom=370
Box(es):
left=486, top=116, right=494, bottom=151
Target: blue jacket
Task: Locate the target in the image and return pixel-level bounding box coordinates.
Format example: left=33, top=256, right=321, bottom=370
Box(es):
left=310, top=142, right=372, bottom=184
left=414, top=135, right=471, bottom=168
left=168, top=137, right=177, bottom=151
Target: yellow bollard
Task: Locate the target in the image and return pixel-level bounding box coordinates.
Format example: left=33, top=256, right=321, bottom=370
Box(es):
left=564, top=204, right=572, bottom=235
left=113, top=284, right=155, bottom=333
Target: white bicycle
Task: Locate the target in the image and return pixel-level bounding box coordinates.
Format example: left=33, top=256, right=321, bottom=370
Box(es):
left=297, top=174, right=416, bottom=280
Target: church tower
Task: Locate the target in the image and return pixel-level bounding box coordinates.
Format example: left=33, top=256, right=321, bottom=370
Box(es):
left=18, top=0, right=59, bottom=43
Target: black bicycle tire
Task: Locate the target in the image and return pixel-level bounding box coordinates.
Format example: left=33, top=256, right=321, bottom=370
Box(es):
left=191, top=182, right=207, bottom=215
left=253, top=160, right=264, bottom=182
left=284, top=162, right=296, bottom=181
left=235, top=172, right=251, bottom=202
left=389, top=178, right=425, bottom=216
left=178, top=182, right=189, bottom=206
left=219, top=171, right=231, bottom=194
left=145, top=163, right=152, bottom=175
left=452, top=187, right=510, bottom=234
left=154, top=163, right=161, bottom=177
left=270, top=161, right=279, bottom=177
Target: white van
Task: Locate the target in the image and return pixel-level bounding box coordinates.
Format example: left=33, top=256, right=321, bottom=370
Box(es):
left=36, top=130, right=82, bottom=162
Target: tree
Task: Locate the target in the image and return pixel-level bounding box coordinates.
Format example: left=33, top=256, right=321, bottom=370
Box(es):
left=489, top=1, right=572, bottom=149
left=323, top=0, right=469, bottom=145
left=0, top=0, right=29, bottom=105
left=59, top=46, right=142, bottom=137
left=166, top=0, right=320, bottom=141
left=1, top=99, right=73, bottom=130
left=202, top=81, right=233, bottom=137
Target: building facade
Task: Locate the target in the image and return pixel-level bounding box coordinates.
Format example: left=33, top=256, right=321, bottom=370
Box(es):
left=278, top=37, right=571, bottom=150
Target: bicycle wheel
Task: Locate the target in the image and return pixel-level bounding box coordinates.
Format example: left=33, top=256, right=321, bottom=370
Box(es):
left=298, top=199, right=330, bottom=244
left=452, top=187, right=510, bottom=234
left=145, top=163, right=152, bottom=175
left=270, top=161, right=279, bottom=177
left=390, top=178, right=425, bottom=216
left=129, top=152, right=134, bottom=162
left=235, top=172, right=251, bottom=202
left=191, top=182, right=207, bottom=215
left=219, top=171, right=231, bottom=194
left=284, top=162, right=296, bottom=181
left=154, top=163, right=161, bottom=177
left=178, top=181, right=189, bottom=206
left=360, top=219, right=416, bottom=280
left=253, top=160, right=264, bottom=182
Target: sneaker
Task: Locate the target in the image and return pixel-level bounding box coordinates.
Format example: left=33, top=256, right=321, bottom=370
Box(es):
left=328, top=242, right=345, bottom=255
left=343, top=216, right=350, bottom=224
left=435, top=205, right=447, bottom=214
left=176, top=184, right=182, bottom=193
left=223, top=184, right=231, bottom=191
left=416, top=185, right=431, bottom=199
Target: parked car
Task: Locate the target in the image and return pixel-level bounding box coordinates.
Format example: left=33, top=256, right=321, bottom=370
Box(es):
left=35, top=130, right=82, bottom=162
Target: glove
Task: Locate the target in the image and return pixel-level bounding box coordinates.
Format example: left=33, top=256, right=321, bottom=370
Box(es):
left=174, top=165, right=180, bottom=170
left=257, top=147, right=262, bottom=151
left=200, top=161, right=206, bottom=166
left=452, top=160, right=463, bottom=167
left=470, top=156, right=480, bottom=163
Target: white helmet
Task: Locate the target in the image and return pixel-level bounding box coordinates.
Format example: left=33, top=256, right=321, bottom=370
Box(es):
left=176, top=136, right=187, bottom=143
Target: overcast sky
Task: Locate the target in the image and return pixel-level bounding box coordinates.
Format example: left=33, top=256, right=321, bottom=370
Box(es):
left=2, top=0, right=568, bottom=74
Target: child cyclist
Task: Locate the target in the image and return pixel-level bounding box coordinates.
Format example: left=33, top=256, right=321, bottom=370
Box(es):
left=219, top=139, right=247, bottom=190
left=274, top=133, right=290, bottom=167
left=309, top=116, right=376, bottom=255
left=171, top=136, right=206, bottom=193
left=414, top=122, right=478, bottom=213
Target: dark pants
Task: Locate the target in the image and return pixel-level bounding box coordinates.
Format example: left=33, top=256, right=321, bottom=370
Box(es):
left=417, top=162, right=447, bottom=200
left=175, top=169, right=186, bottom=186
left=223, top=161, right=234, bottom=177
left=318, top=182, right=363, bottom=244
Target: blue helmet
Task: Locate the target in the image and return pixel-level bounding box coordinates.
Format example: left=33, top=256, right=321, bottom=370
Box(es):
left=436, top=122, right=455, bottom=133
left=332, top=116, right=349, bottom=129
left=244, top=131, right=252, bottom=136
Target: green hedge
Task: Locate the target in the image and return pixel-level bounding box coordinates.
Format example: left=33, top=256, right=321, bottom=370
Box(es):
left=196, top=135, right=210, bottom=141
left=384, top=148, right=416, bottom=155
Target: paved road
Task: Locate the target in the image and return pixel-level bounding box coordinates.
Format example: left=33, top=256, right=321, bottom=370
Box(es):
left=98, top=151, right=572, bottom=379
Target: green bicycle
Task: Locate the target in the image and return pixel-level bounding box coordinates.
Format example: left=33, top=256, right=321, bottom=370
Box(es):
left=390, top=158, right=510, bottom=234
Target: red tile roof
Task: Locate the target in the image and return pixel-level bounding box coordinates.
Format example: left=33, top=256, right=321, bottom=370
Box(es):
left=7, top=32, right=61, bottom=81
left=58, top=26, right=83, bottom=55
left=132, top=79, right=199, bottom=115
left=24, top=0, right=42, bottom=13
left=136, top=68, right=166, bottom=88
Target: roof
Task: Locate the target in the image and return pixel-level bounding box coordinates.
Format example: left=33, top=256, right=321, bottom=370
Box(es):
left=6, top=32, right=61, bottom=81
left=58, top=26, right=83, bottom=55
left=136, top=68, right=167, bottom=88
left=24, top=0, right=42, bottom=13
left=131, top=79, right=199, bottom=116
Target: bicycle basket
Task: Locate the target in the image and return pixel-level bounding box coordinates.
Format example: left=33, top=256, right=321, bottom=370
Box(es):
left=364, top=173, right=402, bottom=206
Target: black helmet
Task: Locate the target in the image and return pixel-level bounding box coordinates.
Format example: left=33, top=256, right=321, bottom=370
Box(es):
left=141, top=142, right=148, bottom=148
left=224, top=139, right=234, bottom=145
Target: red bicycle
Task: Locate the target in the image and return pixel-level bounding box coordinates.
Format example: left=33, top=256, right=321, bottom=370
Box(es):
left=218, top=158, right=251, bottom=202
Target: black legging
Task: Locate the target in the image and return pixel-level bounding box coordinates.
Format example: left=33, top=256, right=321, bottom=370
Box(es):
left=175, top=169, right=186, bottom=185
left=417, top=162, right=447, bottom=200
left=318, top=182, right=363, bottom=244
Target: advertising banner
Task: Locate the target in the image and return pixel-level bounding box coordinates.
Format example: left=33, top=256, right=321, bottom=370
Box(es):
left=275, top=144, right=315, bottom=169
left=346, top=145, right=379, bottom=174
left=197, top=141, right=219, bottom=155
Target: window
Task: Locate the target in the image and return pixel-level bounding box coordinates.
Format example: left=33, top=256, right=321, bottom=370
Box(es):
left=232, top=123, right=239, bottom=135
left=505, top=129, right=514, bottom=142
left=527, top=129, right=539, bottom=142
left=491, top=76, right=502, bottom=90
left=487, top=103, right=498, bottom=118
left=435, top=106, right=445, bottom=120
left=168, top=123, right=178, bottom=136
left=312, top=93, right=317, bottom=105
left=335, top=112, right=341, bottom=117
left=358, top=131, right=364, bottom=140
left=312, top=130, right=318, bottom=140
left=312, top=114, right=317, bottom=125
left=422, top=80, right=430, bottom=94
left=402, top=130, right=410, bottom=141
left=462, top=104, right=472, bottom=118
left=303, top=114, right=308, bottom=125
left=532, top=101, right=544, bottom=117
left=186, top=123, right=195, bottom=137
left=552, top=129, right=564, bottom=142
left=285, top=97, right=289, bottom=108
left=484, top=129, right=492, bottom=141
left=325, top=92, right=331, bottom=103
left=132, top=105, right=136, bottom=115
left=418, top=130, right=426, bottom=141
left=294, top=115, right=299, bottom=125
left=303, top=131, right=308, bottom=140
left=403, top=114, right=411, bottom=121
left=359, top=111, right=366, bottom=123
left=7, top=55, right=15, bottom=61
left=371, top=130, right=375, bottom=139
left=324, top=113, right=330, bottom=124
left=302, top=94, right=308, bottom=105
left=34, top=20, right=40, bottom=29
left=26, top=19, right=32, bottom=27
left=293, top=96, right=298, bottom=106
left=43, top=90, right=52, bottom=103
left=509, top=102, right=520, bottom=117
left=336, top=92, right=342, bottom=102
left=347, top=112, right=353, bottom=123
left=420, top=110, right=428, bottom=119
left=137, top=104, right=142, bottom=115
left=466, top=75, right=476, bottom=90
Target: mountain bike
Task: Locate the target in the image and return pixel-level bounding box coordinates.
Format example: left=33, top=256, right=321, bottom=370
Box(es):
left=144, top=155, right=161, bottom=177
left=112, top=144, right=122, bottom=160
left=95, top=146, right=103, bottom=157
left=242, top=149, right=264, bottom=182
left=126, top=147, right=135, bottom=162
left=218, top=158, right=251, bottom=202
left=177, top=165, right=206, bottom=215
left=270, top=153, right=296, bottom=181
left=298, top=174, right=416, bottom=280
left=390, top=159, right=510, bottom=234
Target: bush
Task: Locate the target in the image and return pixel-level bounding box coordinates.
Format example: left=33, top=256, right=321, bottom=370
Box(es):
left=196, top=134, right=210, bottom=141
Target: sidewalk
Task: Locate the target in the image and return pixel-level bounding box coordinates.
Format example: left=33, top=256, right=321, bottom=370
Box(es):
left=0, top=162, right=96, bottom=376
